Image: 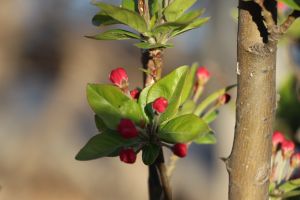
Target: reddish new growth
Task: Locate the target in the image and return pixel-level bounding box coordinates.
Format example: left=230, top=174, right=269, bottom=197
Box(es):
left=119, top=148, right=136, bottom=164
left=219, top=93, right=231, bottom=105
left=117, top=119, right=138, bottom=139
left=196, top=66, right=210, bottom=85
left=173, top=143, right=187, bottom=158
left=282, top=140, right=295, bottom=157
left=272, top=131, right=285, bottom=148
left=109, top=67, right=128, bottom=88
left=152, top=97, right=168, bottom=114
left=130, top=88, right=140, bottom=100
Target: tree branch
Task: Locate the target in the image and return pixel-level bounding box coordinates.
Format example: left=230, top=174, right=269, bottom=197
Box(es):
left=279, top=10, right=300, bottom=35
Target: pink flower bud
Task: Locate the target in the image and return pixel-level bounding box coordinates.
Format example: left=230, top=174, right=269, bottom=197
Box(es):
left=219, top=93, right=231, bottom=104
left=173, top=143, right=187, bottom=158
left=130, top=88, right=140, bottom=100
left=278, top=2, right=288, bottom=12
left=109, top=67, right=128, bottom=88
left=290, top=153, right=300, bottom=168
left=196, top=66, right=210, bottom=84
left=272, top=131, right=285, bottom=147
left=152, top=97, right=168, bottom=113
left=117, top=119, right=138, bottom=139
left=119, top=148, right=136, bottom=164
left=282, top=140, right=295, bottom=157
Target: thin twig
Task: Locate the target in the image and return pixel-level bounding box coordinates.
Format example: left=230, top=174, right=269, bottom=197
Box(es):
left=279, top=10, right=300, bottom=35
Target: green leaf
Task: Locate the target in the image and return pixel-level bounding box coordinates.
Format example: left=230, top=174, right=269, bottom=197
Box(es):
left=194, top=84, right=236, bottom=116
left=147, top=66, right=189, bottom=123
left=87, top=29, right=141, bottom=40
left=282, top=190, right=300, bottom=198
left=142, top=144, right=160, bottom=165
left=180, top=63, right=198, bottom=104
left=171, top=17, right=210, bottom=37
left=92, top=12, right=120, bottom=26
left=193, top=131, right=216, bottom=144
left=122, top=0, right=136, bottom=11
left=87, top=84, right=144, bottom=129
left=94, top=2, right=148, bottom=33
left=158, top=114, right=210, bottom=143
left=149, top=0, right=163, bottom=17
left=95, top=115, right=109, bottom=132
left=134, top=42, right=173, bottom=49
left=175, top=9, right=205, bottom=24
left=203, top=110, right=219, bottom=124
left=177, top=100, right=196, bottom=116
left=75, top=131, right=138, bottom=160
left=152, top=22, right=185, bottom=36
left=138, top=86, right=152, bottom=121
left=278, top=0, right=300, bottom=10
left=163, top=0, right=197, bottom=22
left=279, top=178, right=300, bottom=194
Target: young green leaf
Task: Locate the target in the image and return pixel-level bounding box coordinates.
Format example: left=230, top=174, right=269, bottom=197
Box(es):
left=163, top=0, right=197, bottom=22
left=194, top=84, right=236, bottom=116
left=193, top=131, right=216, bottom=144
left=203, top=110, right=219, bottom=124
left=278, top=0, right=300, bottom=10
left=147, top=66, right=189, bottom=122
left=158, top=114, right=210, bottom=143
left=86, top=29, right=141, bottom=40
left=122, top=0, right=136, bottom=11
left=171, top=17, right=210, bottom=37
left=95, top=115, right=109, bottom=132
left=75, top=131, right=138, bottom=160
left=94, top=2, right=148, bottom=33
left=87, top=84, right=144, bottom=129
left=138, top=86, right=152, bottom=121
left=142, top=144, right=161, bottom=165
left=149, top=0, right=163, bottom=17
left=278, top=178, right=300, bottom=194
left=92, top=12, right=120, bottom=26
left=177, top=100, right=196, bottom=116
left=175, top=9, right=205, bottom=24
left=180, top=63, right=198, bottom=104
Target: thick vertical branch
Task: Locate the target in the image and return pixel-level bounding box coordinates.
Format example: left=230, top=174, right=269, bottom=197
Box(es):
left=228, top=1, right=277, bottom=200
left=141, top=48, right=171, bottom=200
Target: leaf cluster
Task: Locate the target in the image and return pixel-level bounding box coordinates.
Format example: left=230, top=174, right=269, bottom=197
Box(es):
left=89, top=0, right=209, bottom=49
left=76, top=64, right=235, bottom=165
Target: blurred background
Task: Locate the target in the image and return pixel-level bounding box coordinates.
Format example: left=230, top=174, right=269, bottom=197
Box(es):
left=0, top=0, right=299, bottom=199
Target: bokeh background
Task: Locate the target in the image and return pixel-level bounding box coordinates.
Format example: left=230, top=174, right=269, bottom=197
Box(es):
left=0, top=0, right=299, bottom=199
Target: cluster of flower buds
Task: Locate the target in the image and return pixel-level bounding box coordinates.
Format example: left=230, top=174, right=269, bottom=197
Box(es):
left=270, top=131, right=300, bottom=185
left=109, top=67, right=190, bottom=164
left=109, top=67, right=141, bottom=99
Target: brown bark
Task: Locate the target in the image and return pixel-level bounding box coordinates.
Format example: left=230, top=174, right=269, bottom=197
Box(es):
left=228, top=1, right=277, bottom=199
left=141, top=49, right=171, bottom=200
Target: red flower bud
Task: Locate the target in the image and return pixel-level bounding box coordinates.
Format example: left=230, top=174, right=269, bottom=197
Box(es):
left=278, top=2, right=288, bottom=12
left=119, top=148, right=136, bottom=164
left=173, top=143, right=187, bottom=158
left=196, top=66, right=210, bottom=84
left=272, top=131, right=285, bottom=147
left=130, top=88, right=140, bottom=100
left=117, top=119, right=138, bottom=139
left=282, top=140, right=295, bottom=157
left=290, top=153, right=300, bottom=168
left=219, top=93, right=231, bottom=104
left=152, top=97, right=168, bottom=113
left=109, top=67, right=128, bottom=88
